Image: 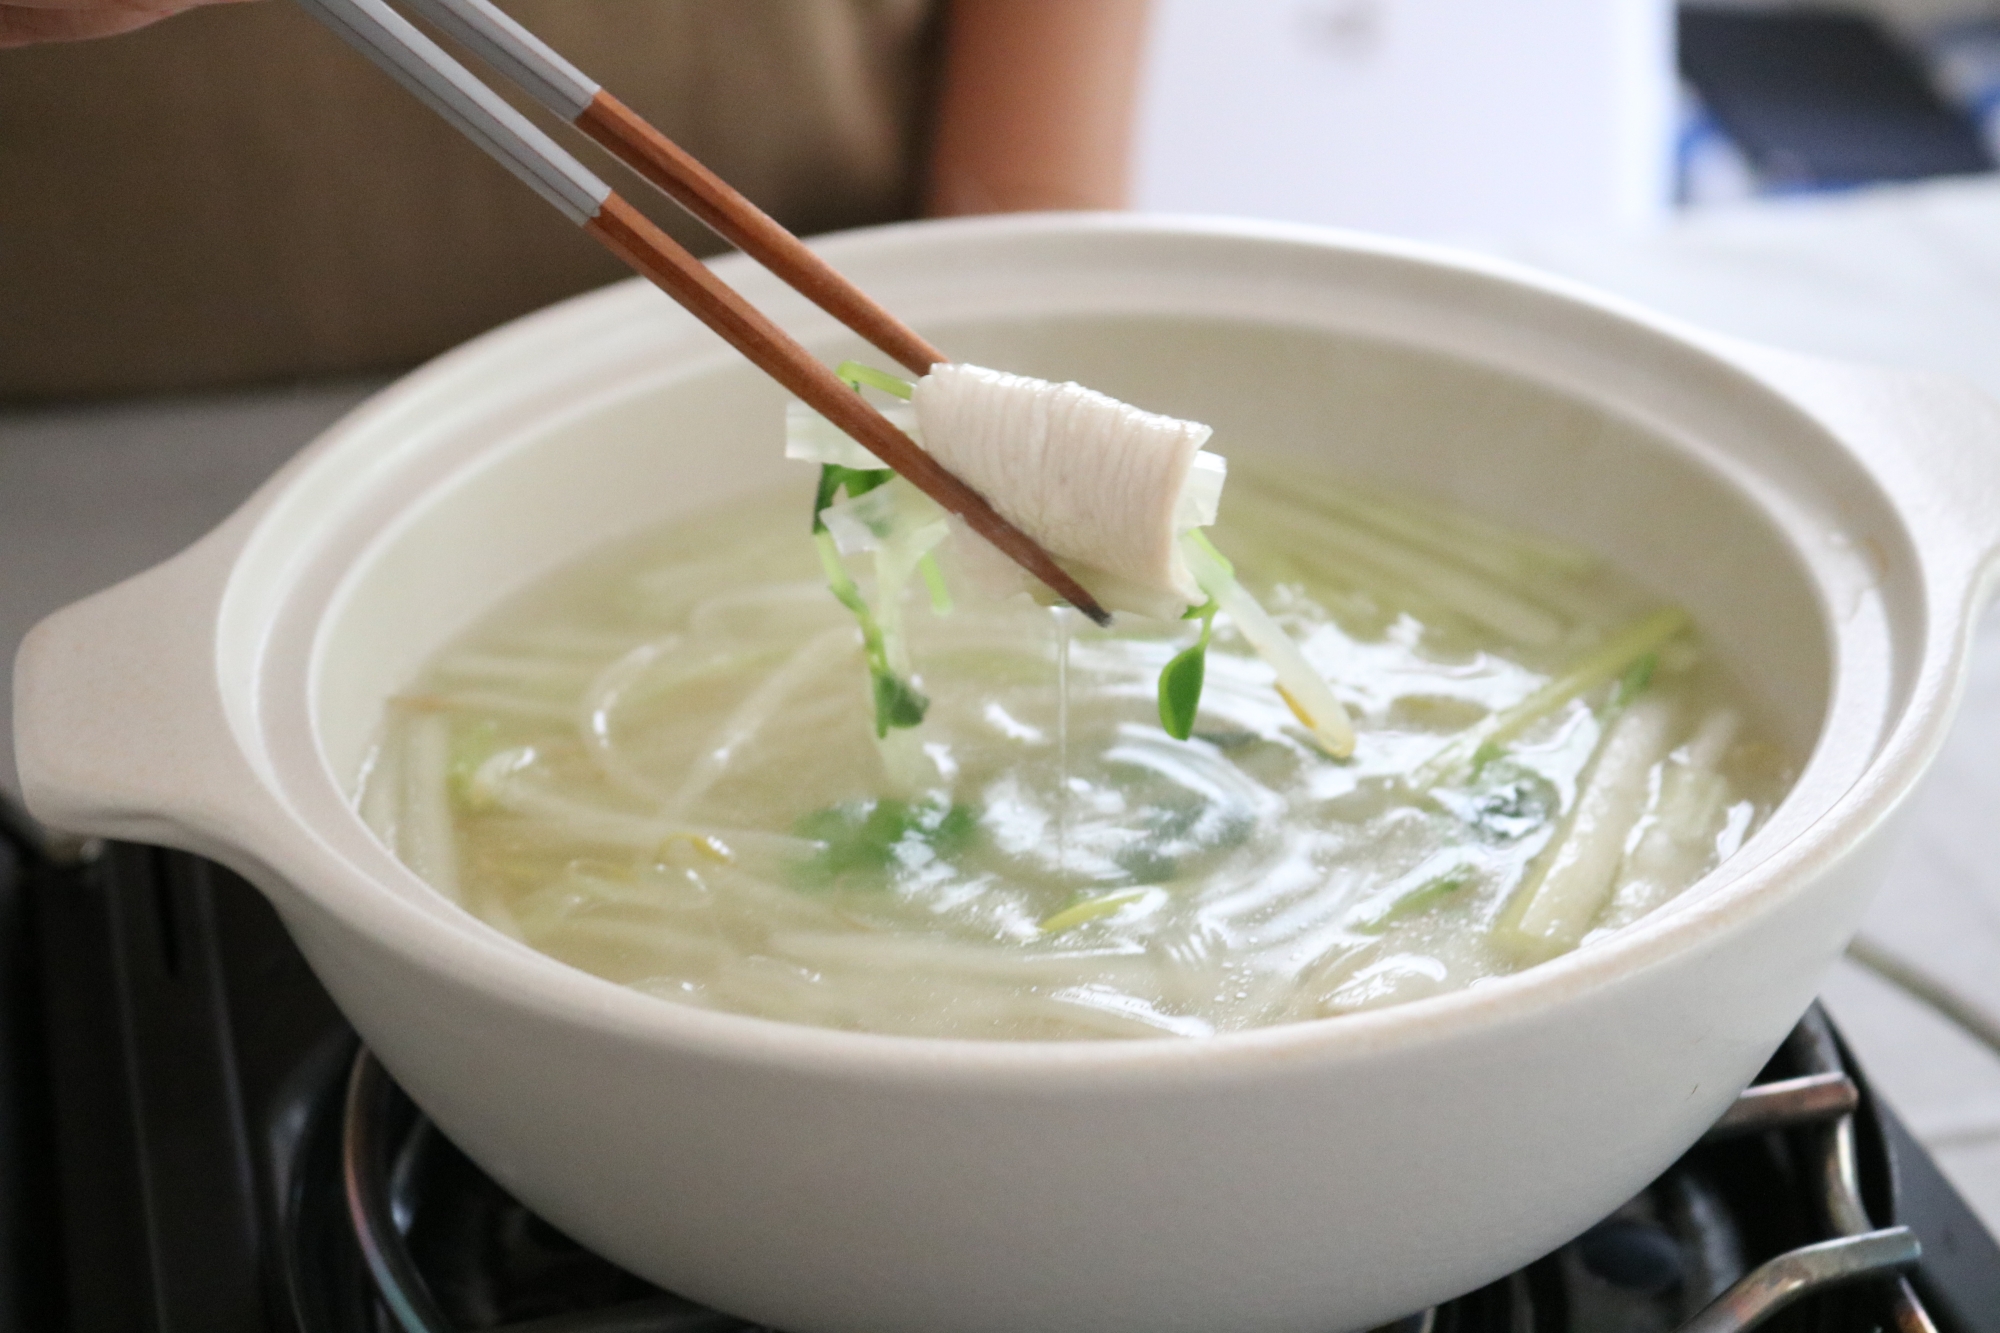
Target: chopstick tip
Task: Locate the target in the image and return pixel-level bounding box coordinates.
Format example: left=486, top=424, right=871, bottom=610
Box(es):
left=1076, top=599, right=1114, bottom=629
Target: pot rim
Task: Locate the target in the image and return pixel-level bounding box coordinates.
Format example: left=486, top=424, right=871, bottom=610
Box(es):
left=115, top=214, right=2000, bottom=1079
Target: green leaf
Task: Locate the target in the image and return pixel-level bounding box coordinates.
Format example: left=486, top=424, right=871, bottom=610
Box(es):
left=1438, top=758, right=1560, bottom=843
left=1157, top=598, right=1219, bottom=741
left=792, top=796, right=975, bottom=889
left=871, top=668, right=930, bottom=737
left=1157, top=644, right=1207, bottom=741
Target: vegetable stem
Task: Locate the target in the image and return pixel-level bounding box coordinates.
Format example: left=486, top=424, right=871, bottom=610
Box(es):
left=1599, top=709, right=1740, bottom=929
left=1415, top=606, right=1688, bottom=789
left=815, top=531, right=928, bottom=737
left=1246, top=494, right=1567, bottom=644
left=400, top=711, right=461, bottom=901
left=1492, top=693, right=1677, bottom=961
left=1353, top=865, right=1475, bottom=934
left=1181, top=531, right=1356, bottom=758
left=835, top=361, right=916, bottom=400
left=1039, top=889, right=1150, bottom=935
left=918, top=552, right=954, bottom=614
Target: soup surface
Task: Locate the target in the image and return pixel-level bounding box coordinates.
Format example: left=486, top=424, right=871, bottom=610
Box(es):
left=358, top=460, right=1791, bottom=1039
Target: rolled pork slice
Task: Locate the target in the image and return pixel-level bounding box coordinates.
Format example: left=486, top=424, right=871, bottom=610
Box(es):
left=913, top=364, right=1220, bottom=612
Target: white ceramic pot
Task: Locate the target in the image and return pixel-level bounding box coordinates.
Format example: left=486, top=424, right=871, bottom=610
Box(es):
left=15, top=216, right=2000, bottom=1332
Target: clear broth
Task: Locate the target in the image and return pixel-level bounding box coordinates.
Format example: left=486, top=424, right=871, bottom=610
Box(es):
left=359, top=461, right=1792, bottom=1040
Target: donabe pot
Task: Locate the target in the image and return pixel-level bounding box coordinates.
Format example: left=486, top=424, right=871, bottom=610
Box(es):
left=16, top=216, right=2000, bottom=1332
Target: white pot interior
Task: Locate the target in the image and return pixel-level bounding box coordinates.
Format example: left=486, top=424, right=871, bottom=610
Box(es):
left=271, top=230, right=1919, bottom=956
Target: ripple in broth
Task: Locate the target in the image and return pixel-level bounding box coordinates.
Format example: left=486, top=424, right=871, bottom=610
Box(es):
left=357, top=461, right=1793, bottom=1040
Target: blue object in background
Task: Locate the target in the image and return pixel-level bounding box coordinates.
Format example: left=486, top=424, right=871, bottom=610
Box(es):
left=1675, top=5, right=1996, bottom=207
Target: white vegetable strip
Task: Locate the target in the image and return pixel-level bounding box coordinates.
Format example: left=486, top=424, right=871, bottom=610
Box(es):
left=357, top=730, right=402, bottom=852
left=768, top=930, right=1158, bottom=985
left=783, top=399, right=915, bottom=469
left=820, top=478, right=949, bottom=564
left=695, top=955, right=1176, bottom=1040
left=464, top=744, right=537, bottom=811
left=1259, top=466, right=1599, bottom=580
left=433, top=653, right=599, bottom=690
left=1248, top=499, right=1566, bottom=645
left=1049, top=984, right=1214, bottom=1037
left=578, top=633, right=686, bottom=802
left=391, top=688, right=574, bottom=722
left=1493, top=695, right=1678, bottom=960
left=1679, top=706, right=1740, bottom=772
left=398, top=711, right=460, bottom=901
left=1181, top=531, right=1356, bottom=758
left=478, top=774, right=821, bottom=868
left=1176, top=450, right=1228, bottom=530
left=665, top=625, right=857, bottom=819
left=872, top=511, right=946, bottom=676
left=687, top=582, right=844, bottom=640
left=1414, top=606, right=1689, bottom=789
left=1601, top=709, right=1740, bottom=929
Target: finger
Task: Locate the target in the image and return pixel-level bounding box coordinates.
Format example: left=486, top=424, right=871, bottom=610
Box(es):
left=0, top=5, right=180, bottom=44
left=0, top=0, right=254, bottom=47
left=2, top=0, right=253, bottom=10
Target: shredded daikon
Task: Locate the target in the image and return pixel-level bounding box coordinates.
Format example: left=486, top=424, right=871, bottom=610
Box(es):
left=789, top=361, right=1356, bottom=752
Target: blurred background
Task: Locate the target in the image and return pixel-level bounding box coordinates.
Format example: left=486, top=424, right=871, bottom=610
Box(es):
left=10, top=0, right=2000, bottom=400
left=1135, top=0, right=2000, bottom=234
left=6, top=0, right=2000, bottom=1258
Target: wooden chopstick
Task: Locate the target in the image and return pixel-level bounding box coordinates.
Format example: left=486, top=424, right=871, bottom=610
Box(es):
left=586, top=197, right=1108, bottom=623
left=399, top=0, right=946, bottom=376
left=293, top=0, right=1110, bottom=626
left=575, top=93, right=946, bottom=377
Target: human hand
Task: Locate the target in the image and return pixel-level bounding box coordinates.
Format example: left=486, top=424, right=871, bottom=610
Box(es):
left=1, top=0, right=255, bottom=48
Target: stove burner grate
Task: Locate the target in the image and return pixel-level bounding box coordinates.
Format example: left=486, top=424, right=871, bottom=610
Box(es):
left=326, top=1009, right=1950, bottom=1333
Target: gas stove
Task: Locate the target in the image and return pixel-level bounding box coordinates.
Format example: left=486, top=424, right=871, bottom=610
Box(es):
left=2, top=814, right=1996, bottom=1333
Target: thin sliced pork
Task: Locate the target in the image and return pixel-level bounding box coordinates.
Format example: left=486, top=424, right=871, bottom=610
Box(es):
left=913, top=363, right=1218, bottom=609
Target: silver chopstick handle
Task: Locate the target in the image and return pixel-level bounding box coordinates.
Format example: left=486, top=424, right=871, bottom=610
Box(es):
left=401, top=0, right=599, bottom=122
left=294, top=0, right=609, bottom=224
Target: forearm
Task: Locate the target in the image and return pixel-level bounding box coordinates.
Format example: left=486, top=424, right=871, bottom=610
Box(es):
left=924, top=0, right=1151, bottom=216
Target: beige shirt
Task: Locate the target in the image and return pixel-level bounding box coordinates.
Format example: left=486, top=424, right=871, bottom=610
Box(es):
left=0, top=0, right=938, bottom=398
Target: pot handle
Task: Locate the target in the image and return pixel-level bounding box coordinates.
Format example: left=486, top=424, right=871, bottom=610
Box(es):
left=12, top=521, right=284, bottom=873
left=1720, top=338, right=2000, bottom=601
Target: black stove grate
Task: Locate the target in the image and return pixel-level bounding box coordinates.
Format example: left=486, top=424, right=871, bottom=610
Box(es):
left=321, top=1009, right=1958, bottom=1333
left=5, top=823, right=1998, bottom=1333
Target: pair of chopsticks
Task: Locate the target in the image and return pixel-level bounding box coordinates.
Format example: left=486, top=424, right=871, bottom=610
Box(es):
left=294, top=0, right=1111, bottom=626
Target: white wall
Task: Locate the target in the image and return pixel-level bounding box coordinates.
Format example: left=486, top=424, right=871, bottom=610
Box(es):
left=1129, top=0, right=1676, bottom=242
